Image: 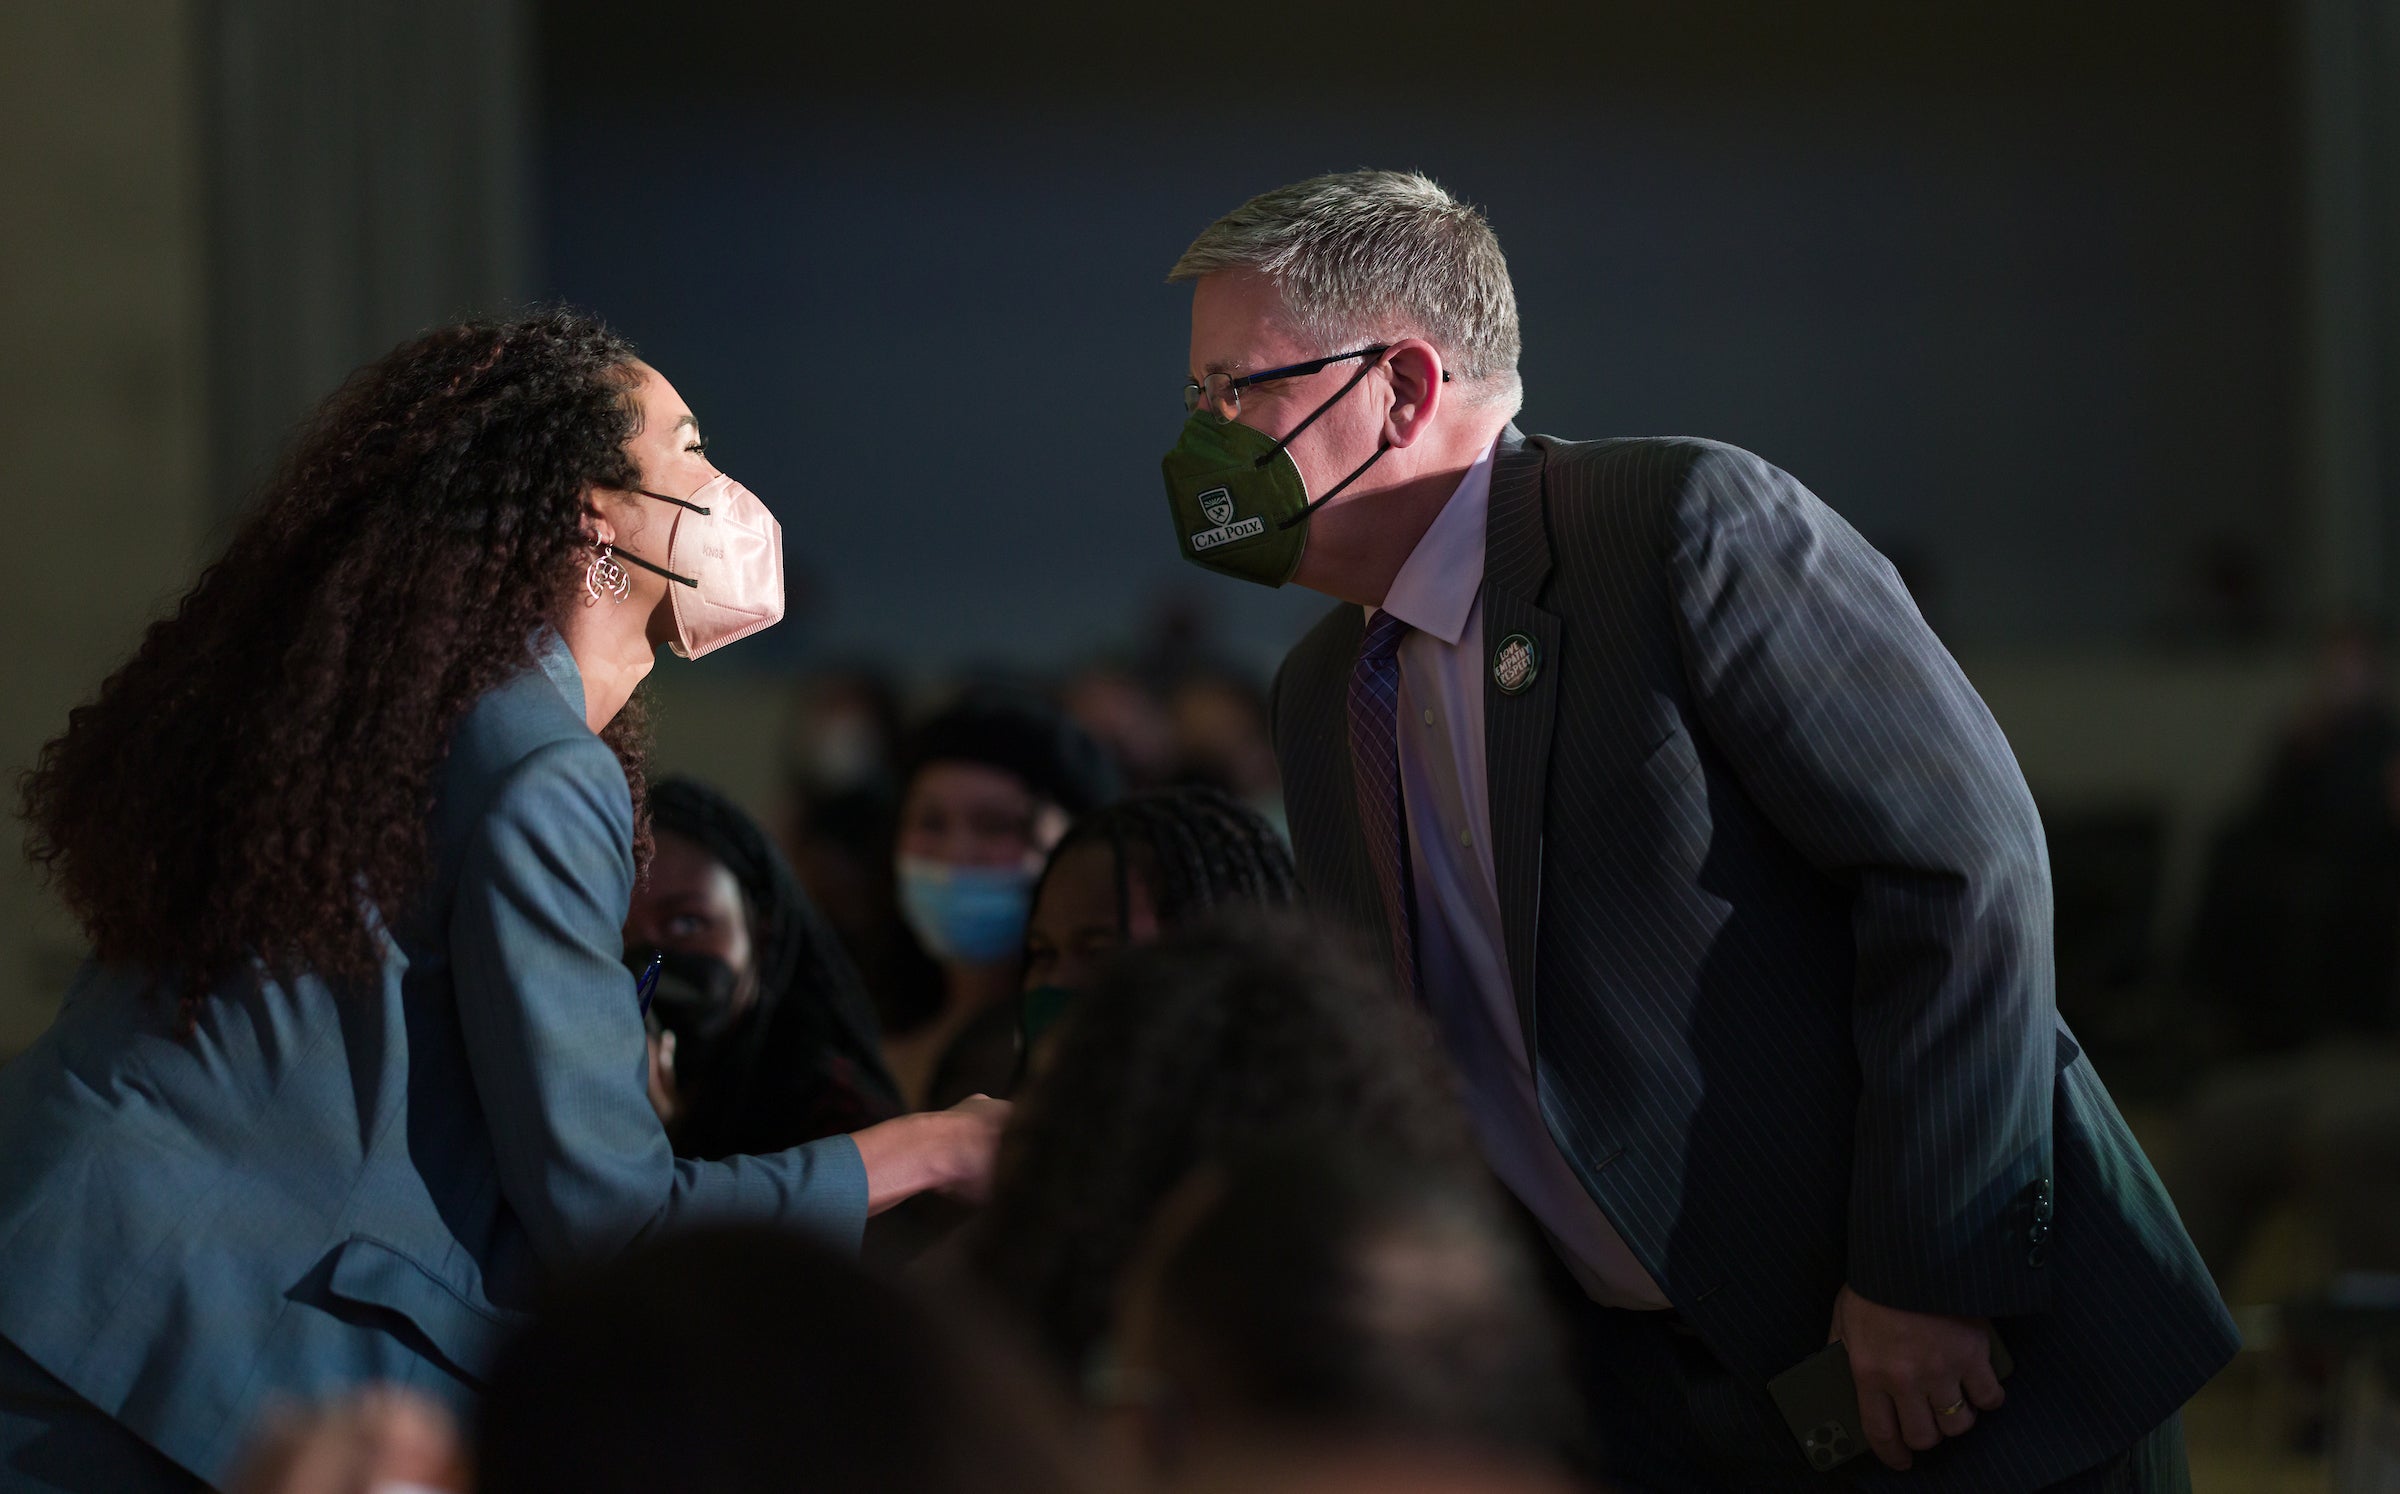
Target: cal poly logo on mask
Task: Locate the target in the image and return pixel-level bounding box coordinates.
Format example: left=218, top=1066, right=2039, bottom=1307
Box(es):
left=1188, top=486, right=1266, bottom=553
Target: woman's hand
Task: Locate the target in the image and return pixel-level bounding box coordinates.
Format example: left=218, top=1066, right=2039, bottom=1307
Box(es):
left=644, top=1029, right=681, bottom=1129
left=853, top=1095, right=1012, bottom=1214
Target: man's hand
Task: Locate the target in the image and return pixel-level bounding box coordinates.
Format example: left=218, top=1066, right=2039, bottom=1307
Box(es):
left=1829, top=1284, right=2006, bottom=1471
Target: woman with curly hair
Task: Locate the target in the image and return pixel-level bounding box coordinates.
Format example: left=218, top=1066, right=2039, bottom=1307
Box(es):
left=0, top=309, right=1003, bottom=1492
left=965, top=914, right=1482, bottom=1386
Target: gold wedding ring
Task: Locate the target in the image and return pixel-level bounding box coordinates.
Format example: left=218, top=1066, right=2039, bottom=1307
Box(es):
left=1937, top=1399, right=1968, bottom=1417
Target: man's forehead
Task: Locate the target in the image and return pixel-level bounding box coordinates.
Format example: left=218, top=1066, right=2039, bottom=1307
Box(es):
left=1188, top=269, right=1301, bottom=377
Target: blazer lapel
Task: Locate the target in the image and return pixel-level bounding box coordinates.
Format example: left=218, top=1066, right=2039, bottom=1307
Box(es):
left=1482, top=426, right=1558, bottom=1061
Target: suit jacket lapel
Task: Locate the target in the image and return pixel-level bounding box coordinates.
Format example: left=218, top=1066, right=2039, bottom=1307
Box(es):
left=1278, top=605, right=1390, bottom=967
left=1482, top=426, right=1558, bottom=1061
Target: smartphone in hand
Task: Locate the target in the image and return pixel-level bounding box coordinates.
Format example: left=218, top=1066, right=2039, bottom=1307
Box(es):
left=1766, top=1330, right=2014, bottom=1471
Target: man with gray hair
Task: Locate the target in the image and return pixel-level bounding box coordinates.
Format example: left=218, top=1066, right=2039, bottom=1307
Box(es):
left=1157, top=170, right=2235, bottom=1492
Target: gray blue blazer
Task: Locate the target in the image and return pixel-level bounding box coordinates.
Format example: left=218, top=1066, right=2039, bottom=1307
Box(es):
left=0, top=637, right=867, bottom=1483
left=1272, top=430, right=2239, bottom=1491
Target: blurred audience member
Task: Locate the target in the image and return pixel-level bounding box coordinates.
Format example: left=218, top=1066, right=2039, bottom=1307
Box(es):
left=1166, top=668, right=1285, bottom=832
left=968, top=917, right=1480, bottom=1384
left=2182, top=619, right=2400, bottom=1058
left=778, top=667, right=910, bottom=986
left=883, top=691, right=1118, bottom=1107
left=996, top=786, right=1299, bottom=1098
left=874, top=788, right=1300, bottom=1271
left=1103, top=1146, right=1580, bottom=1494
left=2170, top=620, right=2400, bottom=1288
left=475, top=1225, right=1096, bottom=1494
left=1065, top=662, right=1182, bottom=791
left=785, top=668, right=907, bottom=808
left=228, top=1390, right=467, bottom=1494
left=623, top=777, right=902, bottom=1159
left=2173, top=1050, right=2400, bottom=1287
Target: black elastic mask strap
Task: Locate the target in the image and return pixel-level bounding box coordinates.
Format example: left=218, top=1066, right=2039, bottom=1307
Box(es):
left=611, top=486, right=706, bottom=587
left=1277, top=442, right=1391, bottom=531
left=614, top=546, right=698, bottom=589
left=1257, top=356, right=1385, bottom=467
left=1254, top=354, right=1392, bottom=532
left=636, top=487, right=712, bottom=516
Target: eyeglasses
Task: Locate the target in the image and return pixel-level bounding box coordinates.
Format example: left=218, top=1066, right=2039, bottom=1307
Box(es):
left=1183, top=345, right=1389, bottom=425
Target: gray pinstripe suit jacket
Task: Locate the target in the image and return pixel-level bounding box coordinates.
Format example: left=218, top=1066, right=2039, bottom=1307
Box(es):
left=1271, top=428, right=2238, bottom=1491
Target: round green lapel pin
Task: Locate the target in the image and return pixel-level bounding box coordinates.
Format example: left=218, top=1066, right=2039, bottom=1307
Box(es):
left=1493, top=632, right=1540, bottom=696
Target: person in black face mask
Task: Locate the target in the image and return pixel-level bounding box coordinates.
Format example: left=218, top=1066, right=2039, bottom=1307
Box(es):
left=623, top=777, right=903, bottom=1159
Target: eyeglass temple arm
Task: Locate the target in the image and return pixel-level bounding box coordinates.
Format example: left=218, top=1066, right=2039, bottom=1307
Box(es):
left=1253, top=355, right=1388, bottom=466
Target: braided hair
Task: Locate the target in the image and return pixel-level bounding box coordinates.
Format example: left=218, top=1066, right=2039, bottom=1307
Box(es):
left=1032, top=785, right=1298, bottom=936
left=921, top=787, right=1299, bottom=1109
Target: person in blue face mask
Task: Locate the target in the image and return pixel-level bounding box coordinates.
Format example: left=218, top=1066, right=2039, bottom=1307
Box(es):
left=881, top=691, right=1118, bottom=1109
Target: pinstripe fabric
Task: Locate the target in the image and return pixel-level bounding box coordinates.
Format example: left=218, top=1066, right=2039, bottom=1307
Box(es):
left=1272, top=429, right=2239, bottom=1493
left=1350, top=609, right=1419, bottom=1001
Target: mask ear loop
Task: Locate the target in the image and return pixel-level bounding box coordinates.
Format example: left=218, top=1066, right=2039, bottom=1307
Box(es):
left=1252, top=354, right=1398, bottom=533
left=612, top=547, right=699, bottom=589
left=612, top=484, right=711, bottom=587
left=1278, top=444, right=1389, bottom=531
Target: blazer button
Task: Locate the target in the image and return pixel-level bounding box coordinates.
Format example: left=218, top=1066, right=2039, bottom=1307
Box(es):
left=2033, top=1198, right=2054, bottom=1223
left=2028, top=1223, right=2051, bottom=1245
left=2026, top=1246, right=2048, bottom=1268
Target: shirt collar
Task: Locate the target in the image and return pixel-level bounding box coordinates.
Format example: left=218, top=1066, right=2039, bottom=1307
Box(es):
left=1367, top=433, right=1499, bottom=646
left=531, top=625, right=588, bottom=721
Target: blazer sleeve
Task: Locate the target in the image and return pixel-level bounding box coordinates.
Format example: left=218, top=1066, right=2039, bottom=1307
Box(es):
left=447, top=736, right=869, bottom=1267
left=1664, top=443, right=2055, bottom=1319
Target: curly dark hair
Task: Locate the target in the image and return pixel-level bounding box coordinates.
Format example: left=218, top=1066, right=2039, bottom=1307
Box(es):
left=965, top=914, right=1479, bottom=1378
left=20, top=307, right=652, bottom=1003
left=1034, top=785, right=1298, bottom=931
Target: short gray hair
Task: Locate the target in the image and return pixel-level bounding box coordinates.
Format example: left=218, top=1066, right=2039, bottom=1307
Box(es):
left=1169, top=170, right=1522, bottom=407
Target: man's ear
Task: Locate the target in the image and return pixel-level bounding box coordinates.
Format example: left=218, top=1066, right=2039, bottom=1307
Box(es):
left=578, top=486, right=617, bottom=548
left=1381, top=339, right=1445, bottom=449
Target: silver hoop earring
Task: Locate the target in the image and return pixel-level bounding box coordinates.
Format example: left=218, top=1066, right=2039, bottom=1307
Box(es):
left=584, top=543, right=631, bottom=606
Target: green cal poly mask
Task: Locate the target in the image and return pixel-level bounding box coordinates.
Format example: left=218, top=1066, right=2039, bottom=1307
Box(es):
left=1160, top=354, right=1393, bottom=588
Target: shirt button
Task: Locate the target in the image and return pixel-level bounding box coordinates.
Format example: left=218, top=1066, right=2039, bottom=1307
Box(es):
left=1422, top=708, right=1436, bottom=726
left=1458, top=829, right=1473, bottom=848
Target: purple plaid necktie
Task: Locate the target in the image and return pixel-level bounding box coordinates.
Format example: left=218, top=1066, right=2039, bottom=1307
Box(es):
left=1349, top=609, right=1417, bottom=1001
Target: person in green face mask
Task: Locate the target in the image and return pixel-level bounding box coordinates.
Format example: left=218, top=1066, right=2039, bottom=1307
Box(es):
left=1009, top=786, right=1298, bottom=1092
left=1158, top=170, right=2233, bottom=1494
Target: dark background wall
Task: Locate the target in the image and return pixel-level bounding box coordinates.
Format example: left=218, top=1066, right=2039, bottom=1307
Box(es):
left=9, top=0, right=2375, bottom=1052
left=537, top=1, right=2299, bottom=675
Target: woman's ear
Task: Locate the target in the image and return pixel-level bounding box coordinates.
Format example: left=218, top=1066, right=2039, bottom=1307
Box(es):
left=578, top=486, right=618, bottom=548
